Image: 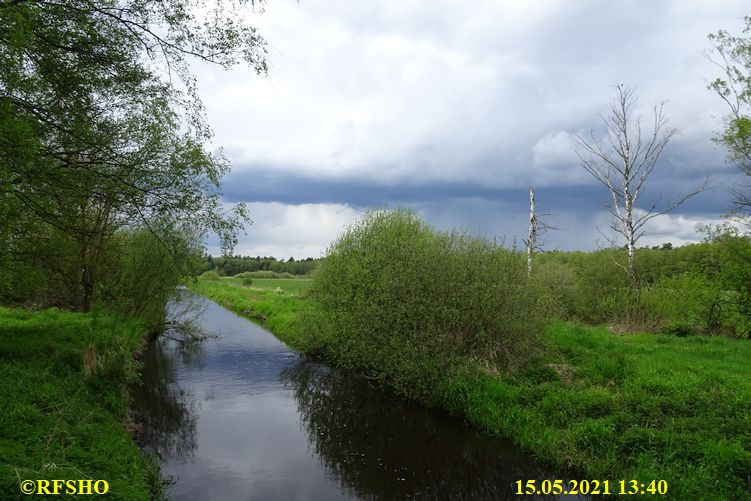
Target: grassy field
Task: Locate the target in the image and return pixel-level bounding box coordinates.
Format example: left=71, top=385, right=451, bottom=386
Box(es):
left=0, top=307, right=163, bottom=499
left=217, top=276, right=313, bottom=294
left=193, top=278, right=751, bottom=500
left=438, top=321, right=751, bottom=500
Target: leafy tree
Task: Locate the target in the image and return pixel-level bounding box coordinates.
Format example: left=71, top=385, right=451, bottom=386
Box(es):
left=708, top=16, right=751, bottom=214
left=0, top=1, right=267, bottom=312
left=705, top=224, right=751, bottom=336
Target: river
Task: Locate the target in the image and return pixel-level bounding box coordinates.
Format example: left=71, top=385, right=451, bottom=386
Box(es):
left=132, top=292, right=579, bottom=500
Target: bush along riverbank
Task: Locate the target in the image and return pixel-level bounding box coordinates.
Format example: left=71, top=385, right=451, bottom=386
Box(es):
left=194, top=209, right=751, bottom=500
left=0, top=306, right=166, bottom=499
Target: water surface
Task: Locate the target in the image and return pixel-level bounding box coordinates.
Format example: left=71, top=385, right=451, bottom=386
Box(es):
left=133, top=293, right=578, bottom=500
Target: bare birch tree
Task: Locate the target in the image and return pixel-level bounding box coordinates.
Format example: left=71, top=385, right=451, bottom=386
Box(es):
left=525, top=188, right=537, bottom=277
left=523, top=187, right=556, bottom=277
left=576, top=84, right=707, bottom=287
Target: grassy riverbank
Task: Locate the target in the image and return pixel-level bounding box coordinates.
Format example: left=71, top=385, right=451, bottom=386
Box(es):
left=193, top=278, right=751, bottom=500
left=0, top=307, right=163, bottom=499
left=439, top=322, right=751, bottom=500
left=191, top=279, right=314, bottom=348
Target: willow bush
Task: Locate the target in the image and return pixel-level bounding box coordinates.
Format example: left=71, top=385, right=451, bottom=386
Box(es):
left=307, top=209, right=545, bottom=399
left=95, top=228, right=203, bottom=332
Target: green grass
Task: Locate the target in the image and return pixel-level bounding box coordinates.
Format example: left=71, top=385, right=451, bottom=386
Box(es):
left=0, top=306, right=163, bottom=499
left=217, top=276, right=312, bottom=294
left=192, top=279, right=751, bottom=500
left=437, top=322, right=751, bottom=500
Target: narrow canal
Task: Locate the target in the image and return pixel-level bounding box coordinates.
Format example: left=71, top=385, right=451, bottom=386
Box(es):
left=132, top=292, right=578, bottom=500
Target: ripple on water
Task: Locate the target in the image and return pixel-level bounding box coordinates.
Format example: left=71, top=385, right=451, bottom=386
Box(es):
left=132, top=292, right=583, bottom=501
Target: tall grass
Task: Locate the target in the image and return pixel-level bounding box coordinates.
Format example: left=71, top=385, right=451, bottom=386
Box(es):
left=306, top=209, right=545, bottom=399
left=0, top=307, right=163, bottom=499
left=437, top=321, right=751, bottom=500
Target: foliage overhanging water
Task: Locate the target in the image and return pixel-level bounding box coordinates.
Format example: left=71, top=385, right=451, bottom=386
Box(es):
left=132, top=292, right=576, bottom=500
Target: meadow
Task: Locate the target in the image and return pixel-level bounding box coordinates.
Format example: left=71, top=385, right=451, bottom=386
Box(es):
left=439, top=322, right=751, bottom=500
left=217, top=275, right=313, bottom=294
left=193, top=209, right=751, bottom=500
left=194, top=275, right=751, bottom=500
left=0, top=307, right=165, bottom=499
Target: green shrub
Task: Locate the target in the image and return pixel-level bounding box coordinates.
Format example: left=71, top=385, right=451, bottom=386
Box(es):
left=307, top=209, right=545, bottom=399
left=246, top=270, right=276, bottom=278
left=233, top=271, right=255, bottom=285
left=531, top=260, right=579, bottom=319
left=599, top=288, right=662, bottom=332
left=94, top=228, right=202, bottom=332
left=535, top=243, right=726, bottom=325
left=646, top=272, right=749, bottom=337
left=641, top=272, right=721, bottom=331
left=536, top=250, right=632, bottom=323
left=598, top=272, right=745, bottom=337
left=198, top=269, right=221, bottom=281
left=710, top=225, right=751, bottom=337
left=244, top=270, right=297, bottom=279
left=659, top=323, right=699, bottom=337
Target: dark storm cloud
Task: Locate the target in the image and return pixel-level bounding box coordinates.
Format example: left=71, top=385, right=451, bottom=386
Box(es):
left=221, top=165, right=734, bottom=216
left=192, top=0, right=751, bottom=257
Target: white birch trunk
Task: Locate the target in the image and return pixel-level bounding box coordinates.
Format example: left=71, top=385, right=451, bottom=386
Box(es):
left=527, top=187, right=536, bottom=277
left=624, top=187, right=636, bottom=288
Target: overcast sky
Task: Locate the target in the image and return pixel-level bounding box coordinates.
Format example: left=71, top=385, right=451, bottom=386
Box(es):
left=196, top=0, right=749, bottom=258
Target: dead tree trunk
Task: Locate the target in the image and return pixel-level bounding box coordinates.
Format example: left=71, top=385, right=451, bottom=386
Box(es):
left=526, top=187, right=536, bottom=277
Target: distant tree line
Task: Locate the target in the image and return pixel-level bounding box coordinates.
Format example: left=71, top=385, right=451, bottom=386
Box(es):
left=200, top=256, right=321, bottom=277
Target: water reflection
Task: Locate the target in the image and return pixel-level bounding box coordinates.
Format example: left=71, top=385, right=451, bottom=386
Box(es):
left=133, top=293, right=580, bottom=500
left=132, top=337, right=199, bottom=461
left=283, top=361, right=568, bottom=501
